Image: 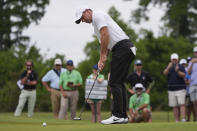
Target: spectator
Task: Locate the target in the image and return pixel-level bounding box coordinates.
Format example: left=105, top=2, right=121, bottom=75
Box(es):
left=129, top=83, right=151, bottom=123
left=163, top=53, right=186, bottom=122
left=187, top=46, right=197, bottom=121
left=14, top=60, right=38, bottom=117
left=126, top=59, right=154, bottom=94
left=180, top=58, right=195, bottom=122
left=42, top=58, right=66, bottom=119
left=87, top=64, right=105, bottom=123
left=58, top=60, right=83, bottom=120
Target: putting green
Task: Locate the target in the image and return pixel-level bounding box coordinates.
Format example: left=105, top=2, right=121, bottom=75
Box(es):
left=0, top=112, right=196, bottom=131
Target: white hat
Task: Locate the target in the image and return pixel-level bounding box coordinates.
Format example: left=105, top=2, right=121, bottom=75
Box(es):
left=75, top=5, right=89, bottom=24
left=133, top=83, right=145, bottom=92
left=54, top=58, right=62, bottom=65
left=179, top=59, right=187, bottom=65
left=171, top=53, right=179, bottom=60
left=193, top=46, right=197, bottom=52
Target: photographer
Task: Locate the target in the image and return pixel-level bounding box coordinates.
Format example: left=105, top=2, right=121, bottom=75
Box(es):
left=58, top=60, right=83, bottom=120
left=14, top=60, right=38, bottom=117
left=187, top=46, right=197, bottom=121
left=163, top=53, right=186, bottom=122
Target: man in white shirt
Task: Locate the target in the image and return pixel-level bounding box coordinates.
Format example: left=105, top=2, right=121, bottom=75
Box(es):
left=75, top=5, right=136, bottom=124
left=42, top=58, right=66, bottom=119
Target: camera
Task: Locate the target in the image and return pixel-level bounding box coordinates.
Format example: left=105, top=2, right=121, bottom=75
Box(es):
left=67, top=82, right=73, bottom=86
left=173, top=63, right=176, bottom=68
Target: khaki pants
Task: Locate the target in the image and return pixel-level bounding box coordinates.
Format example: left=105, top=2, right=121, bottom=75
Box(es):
left=50, top=88, right=61, bottom=118
left=14, top=89, right=36, bottom=117
left=58, top=90, right=79, bottom=120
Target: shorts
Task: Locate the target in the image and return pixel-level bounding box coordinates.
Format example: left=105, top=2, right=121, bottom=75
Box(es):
left=168, top=89, right=186, bottom=107
left=190, top=86, right=197, bottom=102
left=185, top=95, right=193, bottom=106
left=87, top=99, right=102, bottom=104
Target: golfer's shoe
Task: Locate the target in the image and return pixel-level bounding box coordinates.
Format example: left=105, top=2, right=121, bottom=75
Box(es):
left=101, top=115, right=125, bottom=124
left=123, top=117, right=129, bottom=123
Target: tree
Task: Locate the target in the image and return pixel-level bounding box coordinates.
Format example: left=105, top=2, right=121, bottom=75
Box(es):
left=0, top=0, right=49, bottom=50
left=125, top=0, right=197, bottom=43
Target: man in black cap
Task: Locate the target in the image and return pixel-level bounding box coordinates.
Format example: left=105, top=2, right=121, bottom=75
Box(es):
left=126, top=59, right=154, bottom=94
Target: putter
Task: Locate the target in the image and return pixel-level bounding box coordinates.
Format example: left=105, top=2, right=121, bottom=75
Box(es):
left=73, top=71, right=100, bottom=120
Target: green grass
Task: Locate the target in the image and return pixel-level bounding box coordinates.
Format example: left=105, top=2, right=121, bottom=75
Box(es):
left=0, top=112, right=196, bottom=131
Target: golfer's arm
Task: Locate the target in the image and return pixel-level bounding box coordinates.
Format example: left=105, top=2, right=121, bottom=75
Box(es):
left=100, top=26, right=109, bottom=62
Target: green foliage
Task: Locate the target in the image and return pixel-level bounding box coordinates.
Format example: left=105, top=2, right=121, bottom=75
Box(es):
left=127, top=0, right=197, bottom=43
left=0, top=0, right=49, bottom=50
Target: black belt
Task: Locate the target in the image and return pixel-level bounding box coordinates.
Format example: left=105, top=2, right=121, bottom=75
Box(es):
left=112, top=39, right=134, bottom=52
left=24, top=88, right=35, bottom=91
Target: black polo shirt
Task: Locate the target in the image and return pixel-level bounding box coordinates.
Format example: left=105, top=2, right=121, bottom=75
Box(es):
left=126, top=70, right=153, bottom=88
left=20, top=70, right=38, bottom=90
left=167, top=64, right=186, bottom=91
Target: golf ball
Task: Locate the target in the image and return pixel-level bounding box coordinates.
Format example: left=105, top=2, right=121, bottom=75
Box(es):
left=42, top=122, right=47, bottom=127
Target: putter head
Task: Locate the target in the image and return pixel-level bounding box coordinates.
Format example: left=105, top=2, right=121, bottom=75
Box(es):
left=73, top=117, right=81, bottom=120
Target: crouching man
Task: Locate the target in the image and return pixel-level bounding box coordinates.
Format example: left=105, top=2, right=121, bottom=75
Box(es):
left=129, top=83, right=151, bottom=123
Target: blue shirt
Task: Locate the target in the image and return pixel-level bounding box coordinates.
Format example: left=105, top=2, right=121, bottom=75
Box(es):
left=42, top=68, right=66, bottom=89
left=167, top=64, right=186, bottom=91
left=188, top=61, right=197, bottom=86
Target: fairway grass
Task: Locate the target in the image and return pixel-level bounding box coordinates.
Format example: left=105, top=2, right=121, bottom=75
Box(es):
left=0, top=112, right=196, bottom=131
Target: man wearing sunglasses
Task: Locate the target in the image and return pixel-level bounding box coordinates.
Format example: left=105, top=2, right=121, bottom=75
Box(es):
left=126, top=59, right=154, bottom=94
left=14, top=60, right=38, bottom=117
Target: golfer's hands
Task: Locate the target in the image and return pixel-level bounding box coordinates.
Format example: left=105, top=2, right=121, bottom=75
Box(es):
left=98, top=55, right=107, bottom=71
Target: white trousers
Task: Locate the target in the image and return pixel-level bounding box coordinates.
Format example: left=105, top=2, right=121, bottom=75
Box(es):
left=14, top=89, right=36, bottom=117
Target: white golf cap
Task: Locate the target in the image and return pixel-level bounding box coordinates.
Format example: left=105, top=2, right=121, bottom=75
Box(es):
left=133, top=83, right=145, bottom=92
left=179, top=59, right=187, bottom=65
left=193, top=46, right=197, bottom=52
left=54, top=58, right=62, bottom=65
left=171, top=53, right=179, bottom=60
left=75, top=5, right=89, bottom=24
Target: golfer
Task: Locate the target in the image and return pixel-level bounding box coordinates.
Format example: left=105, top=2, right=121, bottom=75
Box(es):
left=75, top=5, right=136, bottom=124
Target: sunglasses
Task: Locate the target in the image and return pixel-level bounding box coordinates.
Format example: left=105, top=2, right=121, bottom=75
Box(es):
left=26, top=64, right=32, bottom=66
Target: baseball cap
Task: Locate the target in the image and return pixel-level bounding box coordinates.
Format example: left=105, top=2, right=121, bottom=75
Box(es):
left=67, top=60, right=73, bottom=66
left=92, top=64, right=98, bottom=70
left=171, top=53, right=179, bottom=60
left=54, top=58, right=62, bottom=65
left=75, top=5, right=89, bottom=24
left=179, top=59, right=187, bottom=65
left=193, top=46, right=197, bottom=52
left=133, top=83, right=145, bottom=92
left=134, top=59, right=142, bottom=65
